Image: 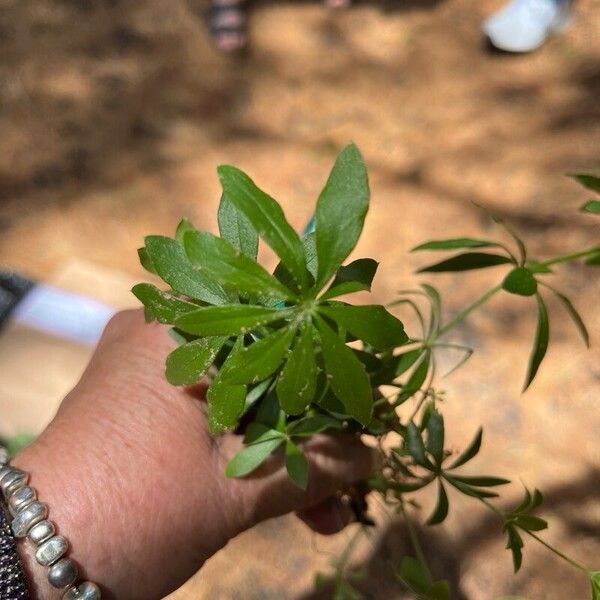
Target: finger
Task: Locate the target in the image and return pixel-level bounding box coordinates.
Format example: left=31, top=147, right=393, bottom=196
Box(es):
left=296, top=496, right=354, bottom=535
left=219, top=433, right=378, bottom=531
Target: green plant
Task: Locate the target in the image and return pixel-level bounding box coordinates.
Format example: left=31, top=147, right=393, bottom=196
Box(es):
left=134, top=146, right=599, bottom=599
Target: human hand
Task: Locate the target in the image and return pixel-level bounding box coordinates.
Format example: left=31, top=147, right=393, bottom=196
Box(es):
left=13, top=310, right=376, bottom=599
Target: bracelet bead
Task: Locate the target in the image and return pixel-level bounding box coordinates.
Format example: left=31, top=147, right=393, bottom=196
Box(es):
left=0, top=446, right=8, bottom=465
left=0, top=468, right=28, bottom=499
left=28, top=520, right=56, bottom=545
left=35, top=535, right=68, bottom=567
left=9, top=485, right=37, bottom=516
left=63, top=581, right=102, bottom=600
left=48, top=557, right=78, bottom=588
left=12, top=501, right=48, bottom=538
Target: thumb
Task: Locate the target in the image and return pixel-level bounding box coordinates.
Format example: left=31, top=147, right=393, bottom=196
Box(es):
left=220, top=434, right=378, bottom=532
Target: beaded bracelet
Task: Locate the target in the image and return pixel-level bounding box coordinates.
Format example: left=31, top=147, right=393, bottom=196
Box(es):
left=0, top=446, right=101, bottom=599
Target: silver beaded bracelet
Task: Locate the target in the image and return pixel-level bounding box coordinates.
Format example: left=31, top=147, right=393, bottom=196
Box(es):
left=0, top=445, right=101, bottom=599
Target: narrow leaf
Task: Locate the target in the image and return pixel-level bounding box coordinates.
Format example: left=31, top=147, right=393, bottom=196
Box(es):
left=315, top=317, right=373, bottom=426
left=449, top=475, right=510, bottom=487
left=449, top=428, right=483, bottom=469
left=444, top=476, right=499, bottom=498
left=506, top=526, right=524, bottom=572
left=287, top=414, right=342, bottom=437
left=394, top=349, right=423, bottom=376
left=184, top=230, right=296, bottom=300
left=285, top=440, right=309, bottom=489
left=217, top=165, right=307, bottom=287
left=319, top=304, right=407, bottom=350
left=218, top=193, right=259, bottom=258
left=405, top=422, right=435, bottom=470
left=144, top=235, right=229, bottom=305
left=580, top=199, right=600, bottom=214
left=398, top=352, right=430, bottom=403
left=589, top=572, right=600, bottom=600
left=412, top=238, right=501, bottom=251
left=513, top=515, right=548, bottom=532
left=570, top=173, right=600, bottom=193
left=426, top=411, right=445, bottom=466
left=523, top=293, right=549, bottom=391
left=132, top=283, right=198, bottom=323
left=427, top=481, right=449, bottom=525
left=225, top=432, right=285, bottom=477
left=315, top=144, right=370, bottom=289
left=502, top=267, right=538, bottom=296
left=174, top=305, right=293, bottom=336
left=207, top=381, right=247, bottom=434
left=276, top=325, right=318, bottom=415
left=418, top=252, right=512, bottom=273
left=398, top=556, right=432, bottom=592
left=547, top=287, right=589, bottom=347
left=166, top=336, right=227, bottom=385
left=219, top=327, right=296, bottom=384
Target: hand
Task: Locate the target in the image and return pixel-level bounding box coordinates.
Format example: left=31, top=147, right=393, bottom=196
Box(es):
left=13, top=310, right=376, bottom=599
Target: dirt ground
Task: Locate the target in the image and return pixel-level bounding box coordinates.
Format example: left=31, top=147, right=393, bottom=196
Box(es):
left=0, top=0, right=599, bottom=598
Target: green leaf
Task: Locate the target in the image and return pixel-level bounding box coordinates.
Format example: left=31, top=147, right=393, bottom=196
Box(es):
left=398, top=556, right=432, bottom=592
left=183, top=230, right=296, bottom=301
left=394, top=349, right=423, bottom=376
left=218, top=193, right=259, bottom=258
left=448, top=428, right=482, bottom=469
left=421, top=283, right=442, bottom=337
left=580, top=200, right=600, bottom=214
left=174, top=305, right=294, bottom=336
left=505, top=525, right=524, bottom=572
left=285, top=440, right=309, bottom=489
left=589, top=572, right=600, bottom=600
left=219, top=327, right=296, bottom=384
left=513, top=515, right=548, bottom=532
left=426, top=411, right=444, bottom=466
left=287, top=414, right=343, bottom=436
left=412, top=238, right=501, bottom=251
left=207, top=381, right=247, bottom=434
left=315, top=317, right=373, bottom=426
left=144, top=235, right=229, bottom=305
left=523, top=293, right=549, bottom=391
left=586, top=251, right=600, bottom=266
left=319, top=304, right=407, bottom=351
left=502, top=267, right=538, bottom=296
left=444, top=476, right=499, bottom=499
left=546, top=287, right=589, bottom=347
left=427, top=480, right=449, bottom=525
left=398, top=352, right=431, bottom=403
left=225, top=430, right=286, bottom=477
left=570, top=173, right=600, bottom=194
left=165, top=336, right=227, bottom=385
left=449, top=475, right=510, bottom=487
left=132, top=283, right=198, bottom=323
left=175, top=217, right=195, bottom=243
left=405, top=422, right=435, bottom=470
left=526, top=260, right=553, bottom=274
left=137, top=247, right=157, bottom=274
left=217, top=165, right=307, bottom=287
left=418, top=252, right=513, bottom=273
left=276, top=325, right=318, bottom=415
left=315, top=144, right=370, bottom=289
left=320, top=258, right=379, bottom=300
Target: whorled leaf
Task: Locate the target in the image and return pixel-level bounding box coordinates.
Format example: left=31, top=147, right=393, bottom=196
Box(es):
left=218, top=193, right=259, bottom=259
left=165, top=336, right=227, bottom=385
left=523, top=293, right=549, bottom=391
left=417, top=252, right=513, bottom=273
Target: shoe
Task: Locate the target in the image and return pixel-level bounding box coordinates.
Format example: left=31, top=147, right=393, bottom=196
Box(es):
left=483, top=0, right=570, bottom=53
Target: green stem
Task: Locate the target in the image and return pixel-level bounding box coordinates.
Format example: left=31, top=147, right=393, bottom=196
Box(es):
left=523, top=530, right=590, bottom=575
left=479, top=499, right=591, bottom=575
left=400, top=504, right=428, bottom=569
left=540, top=246, right=600, bottom=267
left=436, top=285, right=502, bottom=338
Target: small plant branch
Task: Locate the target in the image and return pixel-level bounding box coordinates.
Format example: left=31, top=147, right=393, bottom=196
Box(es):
left=539, top=246, right=600, bottom=267
left=523, top=530, right=591, bottom=575
left=436, top=285, right=502, bottom=338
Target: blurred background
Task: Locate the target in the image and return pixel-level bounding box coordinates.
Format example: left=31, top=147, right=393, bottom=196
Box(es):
left=0, top=0, right=599, bottom=598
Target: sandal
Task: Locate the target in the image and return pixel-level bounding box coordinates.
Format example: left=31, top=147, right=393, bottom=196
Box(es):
left=208, top=0, right=248, bottom=53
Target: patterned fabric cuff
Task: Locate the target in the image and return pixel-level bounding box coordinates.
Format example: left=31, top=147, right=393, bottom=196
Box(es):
left=0, top=500, right=32, bottom=600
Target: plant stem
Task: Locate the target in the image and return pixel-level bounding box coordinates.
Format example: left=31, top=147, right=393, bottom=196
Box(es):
left=523, top=530, right=590, bottom=575
left=479, top=498, right=591, bottom=575
left=400, top=503, right=428, bottom=569
left=540, top=246, right=600, bottom=267
left=436, top=285, right=502, bottom=338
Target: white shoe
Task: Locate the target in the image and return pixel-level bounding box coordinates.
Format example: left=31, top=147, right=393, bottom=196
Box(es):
left=483, top=0, right=571, bottom=53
